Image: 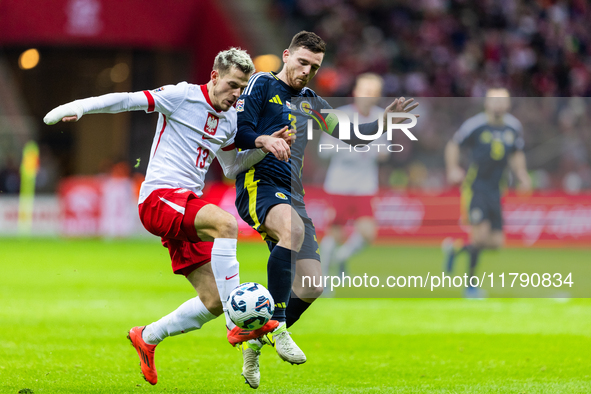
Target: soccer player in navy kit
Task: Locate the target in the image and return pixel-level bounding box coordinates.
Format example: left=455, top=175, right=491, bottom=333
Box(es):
left=443, top=88, right=531, bottom=297
left=233, top=31, right=419, bottom=388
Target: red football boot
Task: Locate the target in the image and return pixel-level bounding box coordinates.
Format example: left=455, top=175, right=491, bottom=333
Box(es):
left=227, top=320, right=280, bottom=346
left=127, top=326, right=158, bottom=385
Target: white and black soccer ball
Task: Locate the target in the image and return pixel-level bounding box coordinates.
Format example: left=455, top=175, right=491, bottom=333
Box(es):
left=227, top=282, right=274, bottom=330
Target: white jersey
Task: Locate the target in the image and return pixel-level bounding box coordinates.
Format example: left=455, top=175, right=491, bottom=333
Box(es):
left=139, top=82, right=238, bottom=202
left=319, top=104, right=385, bottom=196
left=46, top=81, right=267, bottom=203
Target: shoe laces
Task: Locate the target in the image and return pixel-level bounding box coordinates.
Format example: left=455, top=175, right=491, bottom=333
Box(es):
left=274, top=330, right=295, bottom=346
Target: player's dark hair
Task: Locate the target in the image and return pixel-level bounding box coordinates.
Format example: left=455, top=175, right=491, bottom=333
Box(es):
left=288, top=31, right=326, bottom=54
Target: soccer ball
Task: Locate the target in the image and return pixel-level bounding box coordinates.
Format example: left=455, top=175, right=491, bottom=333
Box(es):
left=227, top=282, right=274, bottom=330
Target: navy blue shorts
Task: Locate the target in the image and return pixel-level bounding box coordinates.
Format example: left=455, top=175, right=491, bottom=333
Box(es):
left=235, top=173, right=320, bottom=261
left=465, top=189, right=503, bottom=231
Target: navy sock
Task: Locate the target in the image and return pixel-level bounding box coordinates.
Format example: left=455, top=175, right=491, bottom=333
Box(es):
left=466, top=245, right=481, bottom=281
left=458, top=244, right=469, bottom=256
left=286, top=292, right=312, bottom=328
left=267, top=245, right=295, bottom=322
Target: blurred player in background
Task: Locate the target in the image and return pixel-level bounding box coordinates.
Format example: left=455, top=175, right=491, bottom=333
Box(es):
left=44, top=48, right=292, bottom=386
left=319, top=73, right=386, bottom=281
left=233, top=31, right=418, bottom=388
left=443, top=88, right=531, bottom=297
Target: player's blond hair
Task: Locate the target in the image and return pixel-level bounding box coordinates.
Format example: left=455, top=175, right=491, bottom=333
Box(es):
left=355, top=73, right=384, bottom=90
left=485, top=88, right=511, bottom=97
left=213, top=47, right=255, bottom=76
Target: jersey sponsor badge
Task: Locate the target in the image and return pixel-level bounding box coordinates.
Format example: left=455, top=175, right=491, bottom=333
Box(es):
left=236, top=99, right=245, bottom=112
left=286, top=101, right=292, bottom=110
left=275, top=192, right=288, bottom=200
left=480, top=130, right=492, bottom=143
left=153, top=87, right=165, bottom=93
left=204, top=113, right=219, bottom=136
left=299, top=101, right=312, bottom=114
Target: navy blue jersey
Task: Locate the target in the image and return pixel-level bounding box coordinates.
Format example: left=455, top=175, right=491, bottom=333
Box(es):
left=453, top=112, right=524, bottom=192
left=235, top=72, right=331, bottom=201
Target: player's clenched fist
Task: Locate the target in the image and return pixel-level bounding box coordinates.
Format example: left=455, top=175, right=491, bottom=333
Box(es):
left=256, top=126, right=292, bottom=162
left=43, top=102, right=84, bottom=125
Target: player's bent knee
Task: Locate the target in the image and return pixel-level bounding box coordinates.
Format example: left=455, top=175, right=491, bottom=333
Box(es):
left=216, top=214, right=238, bottom=239
left=470, top=233, right=488, bottom=249
left=200, top=294, right=223, bottom=316
left=291, top=222, right=305, bottom=249
left=491, top=238, right=504, bottom=250
left=301, top=283, right=324, bottom=300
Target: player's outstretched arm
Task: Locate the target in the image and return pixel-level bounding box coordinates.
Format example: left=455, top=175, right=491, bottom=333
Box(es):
left=44, top=92, right=150, bottom=125
left=509, top=150, right=531, bottom=192
left=445, top=141, right=465, bottom=185
left=43, top=102, right=84, bottom=124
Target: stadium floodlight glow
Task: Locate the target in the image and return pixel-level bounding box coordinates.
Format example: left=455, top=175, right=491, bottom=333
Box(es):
left=253, top=54, right=281, bottom=72
left=18, top=49, right=40, bottom=70
left=110, top=63, right=129, bottom=83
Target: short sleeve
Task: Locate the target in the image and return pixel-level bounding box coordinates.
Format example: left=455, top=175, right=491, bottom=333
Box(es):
left=237, top=73, right=269, bottom=128
left=505, top=114, right=524, bottom=151
left=142, top=82, right=189, bottom=117
left=452, top=114, right=484, bottom=147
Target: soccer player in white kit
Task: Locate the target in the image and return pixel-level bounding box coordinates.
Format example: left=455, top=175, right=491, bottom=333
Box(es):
left=43, top=48, right=293, bottom=386
left=319, top=73, right=386, bottom=281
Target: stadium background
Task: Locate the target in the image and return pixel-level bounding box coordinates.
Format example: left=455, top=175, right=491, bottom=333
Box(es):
left=2, top=0, right=591, bottom=393
left=1, top=0, right=590, bottom=242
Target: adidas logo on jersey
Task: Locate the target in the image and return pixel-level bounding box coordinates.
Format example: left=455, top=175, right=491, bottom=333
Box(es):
left=269, top=95, right=282, bottom=105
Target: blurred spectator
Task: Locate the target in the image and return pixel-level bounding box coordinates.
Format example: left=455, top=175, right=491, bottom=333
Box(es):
left=0, top=157, right=20, bottom=194
left=277, top=0, right=591, bottom=98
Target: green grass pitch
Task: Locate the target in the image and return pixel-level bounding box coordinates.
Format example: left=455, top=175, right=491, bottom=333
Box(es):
left=1, top=239, right=591, bottom=393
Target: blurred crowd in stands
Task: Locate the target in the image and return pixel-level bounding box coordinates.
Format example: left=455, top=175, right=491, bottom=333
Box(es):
left=276, top=0, right=591, bottom=98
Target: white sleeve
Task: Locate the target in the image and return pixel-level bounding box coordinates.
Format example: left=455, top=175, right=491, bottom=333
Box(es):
left=80, top=91, right=149, bottom=115
left=216, top=148, right=267, bottom=179
left=43, top=82, right=190, bottom=125
left=143, top=82, right=189, bottom=117
left=43, top=91, right=149, bottom=125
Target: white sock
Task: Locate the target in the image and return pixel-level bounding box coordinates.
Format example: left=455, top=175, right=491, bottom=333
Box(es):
left=334, top=231, right=366, bottom=264
left=142, top=296, right=216, bottom=345
left=319, top=235, right=337, bottom=277
left=211, top=238, right=240, bottom=330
